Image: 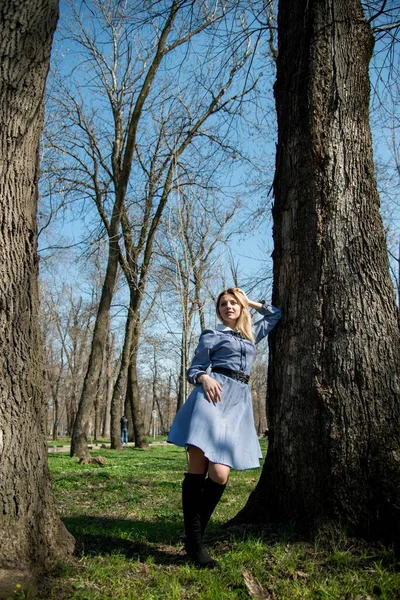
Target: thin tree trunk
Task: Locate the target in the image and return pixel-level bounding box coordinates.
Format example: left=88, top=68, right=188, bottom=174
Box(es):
left=110, top=309, right=135, bottom=449
left=125, top=395, right=135, bottom=443
left=127, top=323, right=149, bottom=448
left=93, top=398, right=99, bottom=441
left=176, top=332, right=188, bottom=412
left=151, top=347, right=166, bottom=434
left=66, top=390, right=76, bottom=436
left=0, top=0, right=74, bottom=578
left=154, top=396, right=166, bottom=435
left=167, top=373, right=173, bottom=432
left=52, top=388, right=59, bottom=441
left=51, top=350, right=63, bottom=440
left=176, top=303, right=190, bottom=411
left=70, top=242, right=119, bottom=458
left=102, top=372, right=112, bottom=438
left=102, top=332, right=114, bottom=438
left=234, top=0, right=400, bottom=542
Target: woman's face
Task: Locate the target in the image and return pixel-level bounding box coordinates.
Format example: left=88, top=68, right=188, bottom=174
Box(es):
left=218, top=293, right=242, bottom=327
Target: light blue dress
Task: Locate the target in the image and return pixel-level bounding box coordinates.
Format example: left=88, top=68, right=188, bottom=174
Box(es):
left=167, top=303, right=281, bottom=470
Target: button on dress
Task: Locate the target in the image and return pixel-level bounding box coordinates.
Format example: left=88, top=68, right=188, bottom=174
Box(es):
left=167, top=303, right=281, bottom=470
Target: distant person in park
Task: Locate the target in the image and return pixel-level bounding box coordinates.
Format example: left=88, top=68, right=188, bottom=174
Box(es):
left=167, top=288, right=281, bottom=568
left=120, top=414, right=128, bottom=445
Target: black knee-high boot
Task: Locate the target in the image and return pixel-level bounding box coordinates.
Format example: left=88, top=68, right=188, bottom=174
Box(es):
left=200, top=476, right=226, bottom=536
left=182, top=472, right=218, bottom=568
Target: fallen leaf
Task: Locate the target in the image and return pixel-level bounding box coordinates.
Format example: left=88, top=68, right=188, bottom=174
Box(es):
left=295, top=570, right=310, bottom=579
left=242, top=569, right=274, bottom=600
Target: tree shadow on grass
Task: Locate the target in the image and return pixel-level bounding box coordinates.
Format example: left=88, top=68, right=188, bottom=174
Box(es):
left=62, top=515, right=187, bottom=565
left=62, top=515, right=284, bottom=567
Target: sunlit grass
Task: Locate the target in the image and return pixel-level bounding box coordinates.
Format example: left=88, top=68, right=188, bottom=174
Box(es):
left=38, top=439, right=400, bottom=599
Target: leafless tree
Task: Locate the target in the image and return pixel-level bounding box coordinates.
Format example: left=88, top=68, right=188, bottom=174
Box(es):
left=156, top=185, right=242, bottom=410
left=41, top=284, right=96, bottom=435
left=43, top=0, right=266, bottom=459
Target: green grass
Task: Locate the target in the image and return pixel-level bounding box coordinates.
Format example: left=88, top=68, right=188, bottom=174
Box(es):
left=37, top=440, right=400, bottom=599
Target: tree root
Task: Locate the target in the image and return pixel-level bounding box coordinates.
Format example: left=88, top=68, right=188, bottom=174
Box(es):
left=78, top=456, right=106, bottom=465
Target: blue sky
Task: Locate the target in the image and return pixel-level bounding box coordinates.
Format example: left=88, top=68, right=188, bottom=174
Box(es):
left=40, top=1, right=399, bottom=309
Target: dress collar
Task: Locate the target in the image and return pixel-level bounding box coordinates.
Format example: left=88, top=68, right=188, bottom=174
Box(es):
left=217, top=323, right=244, bottom=337
left=217, top=323, right=234, bottom=332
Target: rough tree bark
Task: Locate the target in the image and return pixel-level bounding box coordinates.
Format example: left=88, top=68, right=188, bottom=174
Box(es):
left=0, top=0, right=74, bottom=586
left=234, top=0, right=400, bottom=542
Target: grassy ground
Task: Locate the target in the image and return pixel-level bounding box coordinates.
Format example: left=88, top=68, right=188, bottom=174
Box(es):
left=47, top=437, right=112, bottom=447
left=34, top=440, right=400, bottom=599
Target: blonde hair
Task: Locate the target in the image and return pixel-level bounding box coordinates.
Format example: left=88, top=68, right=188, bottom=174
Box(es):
left=216, top=287, right=255, bottom=342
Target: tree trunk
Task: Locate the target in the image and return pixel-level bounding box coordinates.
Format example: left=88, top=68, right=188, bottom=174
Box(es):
left=51, top=387, right=59, bottom=441
left=176, top=338, right=184, bottom=412
left=66, top=390, right=76, bottom=436
left=151, top=347, right=166, bottom=434
left=0, top=0, right=74, bottom=579
left=125, top=394, right=135, bottom=443
left=127, top=326, right=149, bottom=449
left=102, top=332, right=114, bottom=438
left=93, top=397, right=99, bottom=441
left=234, top=0, right=400, bottom=543
left=110, top=309, right=135, bottom=449
left=70, top=253, right=117, bottom=458
left=176, top=298, right=191, bottom=412
left=154, top=396, right=166, bottom=436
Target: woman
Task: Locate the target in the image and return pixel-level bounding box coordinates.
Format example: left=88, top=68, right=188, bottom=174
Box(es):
left=167, top=288, right=281, bottom=568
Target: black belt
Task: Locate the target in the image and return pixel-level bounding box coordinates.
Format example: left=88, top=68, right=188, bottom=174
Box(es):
left=212, top=367, right=250, bottom=384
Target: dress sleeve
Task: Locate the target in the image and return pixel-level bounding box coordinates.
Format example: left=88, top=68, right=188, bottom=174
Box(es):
left=253, top=302, right=282, bottom=345
left=186, top=329, right=216, bottom=385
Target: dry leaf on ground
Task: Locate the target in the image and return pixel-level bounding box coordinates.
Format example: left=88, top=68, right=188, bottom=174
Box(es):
left=242, top=569, right=275, bottom=600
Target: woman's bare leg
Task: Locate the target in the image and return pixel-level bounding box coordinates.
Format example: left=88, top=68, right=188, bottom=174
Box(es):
left=208, top=462, right=230, bottom=485
left=187, top=447, right=231, bottom=483
left=187, top=445, right=209, bottom=474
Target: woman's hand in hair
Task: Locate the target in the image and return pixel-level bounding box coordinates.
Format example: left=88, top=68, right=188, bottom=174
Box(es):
left=236, top=288, right=263, bottom=311
left=197, top=374, right=223, bottom=403
left=235, top=288, right=249, bottom=305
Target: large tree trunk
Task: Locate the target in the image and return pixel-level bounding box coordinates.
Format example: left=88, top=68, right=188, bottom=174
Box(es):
left=234, top=0, right=400, bottom=542
left=0, top=0, right=74, bottom=582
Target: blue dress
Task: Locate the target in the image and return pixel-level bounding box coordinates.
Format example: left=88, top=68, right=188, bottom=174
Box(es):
left=167, top=303, right=281, bottom=470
